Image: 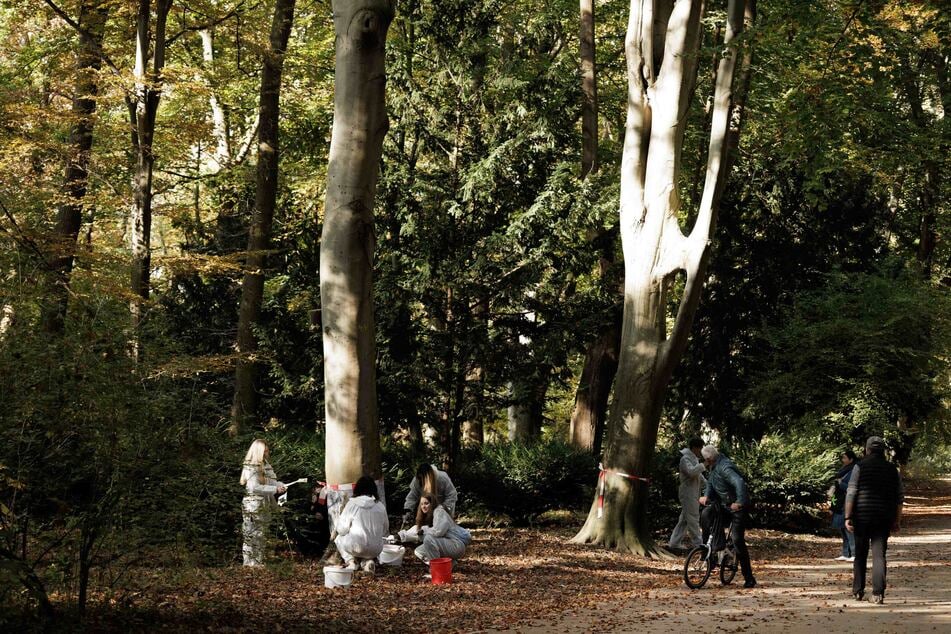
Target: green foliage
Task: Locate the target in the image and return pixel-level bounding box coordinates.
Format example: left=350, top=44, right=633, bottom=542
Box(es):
left=728, top=436, right=839, bottom=530
left=743, top=266, right=951, bottom=460
left=455, top=440, right=597, bottom=524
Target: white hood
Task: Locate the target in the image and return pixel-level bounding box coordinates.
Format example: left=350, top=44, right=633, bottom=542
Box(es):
left=349, top=495, right=378, bottom=509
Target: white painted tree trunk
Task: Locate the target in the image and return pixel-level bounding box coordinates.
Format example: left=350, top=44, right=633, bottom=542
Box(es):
left=320, top=0, right=394, bottom=485
left=572, top=0, right=749, bottom=555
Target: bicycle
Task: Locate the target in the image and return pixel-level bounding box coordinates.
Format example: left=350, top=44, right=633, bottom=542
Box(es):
left=683, top=501, right=739, bottom=589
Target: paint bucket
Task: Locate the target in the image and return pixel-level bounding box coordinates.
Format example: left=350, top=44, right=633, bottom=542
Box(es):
left=379, top=544, right=405, bottom=566
left=429, top=557, right=452, bottom=584
left=323, top=566, right=353, bottom=589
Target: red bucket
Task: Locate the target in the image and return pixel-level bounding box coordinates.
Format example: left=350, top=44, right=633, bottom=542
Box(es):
left=429, top=557, right=453, bottom=584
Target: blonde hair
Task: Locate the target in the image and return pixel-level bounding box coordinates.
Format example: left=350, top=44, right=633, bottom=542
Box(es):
left=420, top=468, right=439, bottom=502
left=240, top=439, right=269, bottom=485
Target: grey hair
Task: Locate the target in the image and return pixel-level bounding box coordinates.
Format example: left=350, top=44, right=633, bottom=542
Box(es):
left=701, top=445, right=719, bottom=461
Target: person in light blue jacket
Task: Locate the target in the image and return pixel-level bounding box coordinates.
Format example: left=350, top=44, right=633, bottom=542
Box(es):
left=699, top=445, right=756, bottom=588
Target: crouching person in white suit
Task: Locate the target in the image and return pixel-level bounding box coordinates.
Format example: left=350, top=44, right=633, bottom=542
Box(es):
left=413, top=494, right=470, bottom=563
left=334, top=476, right=389, bottom=575
left=241, top=439, right=286, bottom=566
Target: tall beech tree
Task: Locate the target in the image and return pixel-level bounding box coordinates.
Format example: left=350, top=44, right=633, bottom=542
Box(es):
left=320, top=0, right=393, bottom=485
left=40, top=0, right=109, bottom=335
left=129, top=0, right=172, bottom=358
left=572, top=0, right=750, bottom=554
left=230, top=0, right=298, bottom=435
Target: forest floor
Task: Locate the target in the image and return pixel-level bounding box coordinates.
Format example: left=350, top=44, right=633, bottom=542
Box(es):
left=76, top=477, right=950, bottom=633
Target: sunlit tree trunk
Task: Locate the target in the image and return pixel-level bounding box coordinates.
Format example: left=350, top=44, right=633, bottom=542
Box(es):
left=507, top=378, right=544, bottom=442
left=230, top=0, right=297, bottom=435
left=573, top=0, right=749, bottom=556
left=320, top=0, right=394, bottom=485
left=41, top=0, right=108, bottom=335
left=199, top=29, right=232, bottom=171
left=129, top=0, right=172, bottom=359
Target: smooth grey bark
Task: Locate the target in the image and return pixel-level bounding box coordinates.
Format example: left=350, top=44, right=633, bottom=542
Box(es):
left=230, top=0, right=297, bottom=436
left=199, top=29, right=232, bottom=170
left=320, top=0, right=394, bottom=485
left=40, top=0, right=108, bottom=335
left=129, top=0, right=172, bottom=358
left=507, top=377, right=546, bottom=442
left=572, top=0, right=748, bottom=556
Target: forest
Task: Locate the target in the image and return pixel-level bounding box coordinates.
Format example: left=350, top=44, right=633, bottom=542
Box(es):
left=0, top=0, right=948, bottom=630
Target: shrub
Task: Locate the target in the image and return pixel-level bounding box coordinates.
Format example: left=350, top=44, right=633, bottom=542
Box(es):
left=455, top=439, right=597, bottom=525
left=728, top=435, right=838, bottom=531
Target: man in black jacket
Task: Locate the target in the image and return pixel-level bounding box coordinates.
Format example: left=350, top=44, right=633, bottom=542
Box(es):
left=844, top=436, right=904, bottom=604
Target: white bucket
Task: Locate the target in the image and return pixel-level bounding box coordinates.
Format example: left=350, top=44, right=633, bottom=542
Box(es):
left=323, top=566, right=354, bottom=589
left=379, top=544, right=405, bottom=566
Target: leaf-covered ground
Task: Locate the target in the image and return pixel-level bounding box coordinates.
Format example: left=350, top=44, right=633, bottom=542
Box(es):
left=72, top=478, right=949, bottom=633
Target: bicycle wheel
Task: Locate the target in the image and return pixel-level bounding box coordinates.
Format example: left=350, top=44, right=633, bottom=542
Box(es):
left=719, top=547, right=738, bottom=585
left=684, top=546, right=712, bottom=589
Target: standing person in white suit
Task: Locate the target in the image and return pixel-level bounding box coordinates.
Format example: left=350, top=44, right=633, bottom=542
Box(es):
left=334, top=476, right=389, bottom=575
left=668, top=437, right=707, bottom=550
left=240, top=439, right=286, bottom=566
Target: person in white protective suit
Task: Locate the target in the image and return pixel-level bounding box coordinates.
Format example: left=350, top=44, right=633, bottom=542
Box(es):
left=668, top=437, right=707, bottom=550
left=334, top=476, right=389, bottom=575
left=240, top=439, right=286, bottom=566
left=402, top=463, right=458, bottom=527
left=413, top=494, right=471, bottom=564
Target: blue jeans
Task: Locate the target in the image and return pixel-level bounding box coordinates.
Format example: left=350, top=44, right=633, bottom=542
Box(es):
left=839, top=524, right=855, bottom=557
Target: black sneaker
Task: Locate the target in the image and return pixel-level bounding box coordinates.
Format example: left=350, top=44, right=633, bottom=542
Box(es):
left=743, top=579, right=757, bottom=588
left=852, top=592, right=865, bottom=601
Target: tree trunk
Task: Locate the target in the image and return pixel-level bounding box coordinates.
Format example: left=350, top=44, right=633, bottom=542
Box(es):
left=573, top=0, right=748, bottom=556
left=570, top=0, right=619, bottom=454
left=230, top=0, right=297, bottom=436
left=320, top=0, right=393, bottom=485
left=569, top=321, right=619, bottom=454
left=580, top=0, right=598, bottom=177
left=507, top=377, right=545, bottom=442
left=199, top=29, right=232, bottom=170
left=463, top=295, right=489, bottom=446
left=40, top=0, right=108, bottom=335
left=129, top=0, right=172, bottom=359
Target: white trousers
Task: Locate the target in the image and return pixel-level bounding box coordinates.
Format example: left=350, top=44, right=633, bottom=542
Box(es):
left=335, top=533, right=383, bottom=565
left=242, top=497, right=271, bottom=566
left=669, top=497, right=702, bottom=549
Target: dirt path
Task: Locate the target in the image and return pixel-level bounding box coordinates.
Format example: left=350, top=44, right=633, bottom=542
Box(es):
left=504, top=478, right=951, bottom=634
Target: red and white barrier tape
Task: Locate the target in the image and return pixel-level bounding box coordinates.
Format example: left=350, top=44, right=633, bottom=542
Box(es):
left=597, top=463, right=650, bottom=519
left=316, top=478, right=385, bottom=505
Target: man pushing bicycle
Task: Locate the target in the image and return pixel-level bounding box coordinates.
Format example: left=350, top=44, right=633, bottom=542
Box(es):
left=698, top=445, right=757, bottom=589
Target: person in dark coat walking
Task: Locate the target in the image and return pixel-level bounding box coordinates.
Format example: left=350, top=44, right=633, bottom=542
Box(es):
left=845, top=436, right=904, bottom=604
left=830, top=449, right=857, bottom=561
